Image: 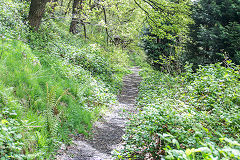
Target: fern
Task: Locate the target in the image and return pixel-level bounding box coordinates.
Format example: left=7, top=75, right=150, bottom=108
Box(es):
left=45, top=83, right=67, bottom=139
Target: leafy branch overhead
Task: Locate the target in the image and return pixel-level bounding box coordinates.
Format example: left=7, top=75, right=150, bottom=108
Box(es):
left=134, top=0, right=193, bottom=39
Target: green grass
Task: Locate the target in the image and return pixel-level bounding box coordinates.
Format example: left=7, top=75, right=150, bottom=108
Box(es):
left=0, top=1, right=132, bottom=158
left=0, top=33, right=129, bottom=159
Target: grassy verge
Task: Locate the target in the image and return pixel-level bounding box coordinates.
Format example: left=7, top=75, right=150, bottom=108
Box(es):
left=0, top=0, right=131, bottom=158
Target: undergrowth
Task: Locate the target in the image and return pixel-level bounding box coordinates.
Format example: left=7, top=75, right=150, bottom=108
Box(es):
left=0, top=0, right=131, bottom=158
left=116, top=63, right=240, bottom=159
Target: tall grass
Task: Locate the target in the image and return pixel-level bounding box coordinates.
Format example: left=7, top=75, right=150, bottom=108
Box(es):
left=0, top=0, right=132, bottom=158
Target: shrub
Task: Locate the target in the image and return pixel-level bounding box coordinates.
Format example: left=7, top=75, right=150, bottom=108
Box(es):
left=117, top=63, right=240, bottom=159
left=0, top=9, right=129, bottom=159
left=0, top=0, right=130, bottom=158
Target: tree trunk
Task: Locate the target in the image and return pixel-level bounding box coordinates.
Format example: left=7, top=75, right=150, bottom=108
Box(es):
left=28, top=0, right=50, bottom=31
left=103, top=6, right=108, bottom=45
left=83, top=21, right=87, bottom=39
left=69, top=0, right=81, bottom=34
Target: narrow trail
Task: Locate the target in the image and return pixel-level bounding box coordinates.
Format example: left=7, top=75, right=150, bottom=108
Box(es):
left=56, top=67, right=142, bottom=160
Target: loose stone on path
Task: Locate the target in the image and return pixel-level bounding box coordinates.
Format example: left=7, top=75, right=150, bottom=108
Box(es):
left=56, top=67, right=142, bottom=160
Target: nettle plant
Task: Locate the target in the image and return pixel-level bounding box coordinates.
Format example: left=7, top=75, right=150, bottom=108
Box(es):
left=0, top=84, right=30, bottom=159
left=0, top=109, right=24, bottom=159
left=116, top=62, right=240, bottom=159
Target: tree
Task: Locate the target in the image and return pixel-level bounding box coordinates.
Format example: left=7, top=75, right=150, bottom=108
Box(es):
left=136, top=0, right=192, bottom=71
left=141, top=27, right=176, bottom=70
left=28, top=0, right=50, bottom=31
left=102, top=6, right=109, bottom=45
left=185, top=0, right=240, bottom=67
left=99, top=0, right=144, bottom=46
left=69, top=0, right=82, bottom=34
left=69, top=0, right=144, bottom=44
left=134, top=0, right=192, bottom=39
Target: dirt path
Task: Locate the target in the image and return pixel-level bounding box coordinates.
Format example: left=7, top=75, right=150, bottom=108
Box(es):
left=56, top=67, right=142, bottom=160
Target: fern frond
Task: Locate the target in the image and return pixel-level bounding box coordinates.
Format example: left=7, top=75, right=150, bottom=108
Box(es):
left=45, top=83, right=68, bottom=139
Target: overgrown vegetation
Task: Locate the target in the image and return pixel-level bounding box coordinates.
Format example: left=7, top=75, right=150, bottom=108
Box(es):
left=116, top=62, right=240, bottom=159
left=186, top=0, right=240, bottom=68
left=142, top=0, right=240, bottom=72
left=1, top=0, right=239, bottom=159
left=0, top=0, right=131, bottom=158
left=116, top=0, right=240, bottom=159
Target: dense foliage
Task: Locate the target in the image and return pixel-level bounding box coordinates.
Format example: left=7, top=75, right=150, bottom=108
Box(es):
left=141, top=0, right=240, bottom=71
left=185, top=0, right=240, bottom=67
left=135, top=0, right=192, bottom=39
left=117, top=63, right=240, bottom=159
left=141, top=27, right=178, bottom=71
left=1, top=0, right=240, bottom=159
left=0, top=0, right=131, bottom=158
left=138, top=0, right=193, bottom=72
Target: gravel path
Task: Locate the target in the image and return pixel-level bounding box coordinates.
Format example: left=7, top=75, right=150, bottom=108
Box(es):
left=56, top=67, right=142, bottom=160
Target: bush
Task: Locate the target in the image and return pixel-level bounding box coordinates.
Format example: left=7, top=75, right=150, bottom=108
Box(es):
left=116, top=63, right=240, bottom=159
left=0, top=0, right=130, bottom=158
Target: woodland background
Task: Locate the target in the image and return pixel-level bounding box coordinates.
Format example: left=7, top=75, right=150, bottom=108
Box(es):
left=0, top=0, right=239, bottom=159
